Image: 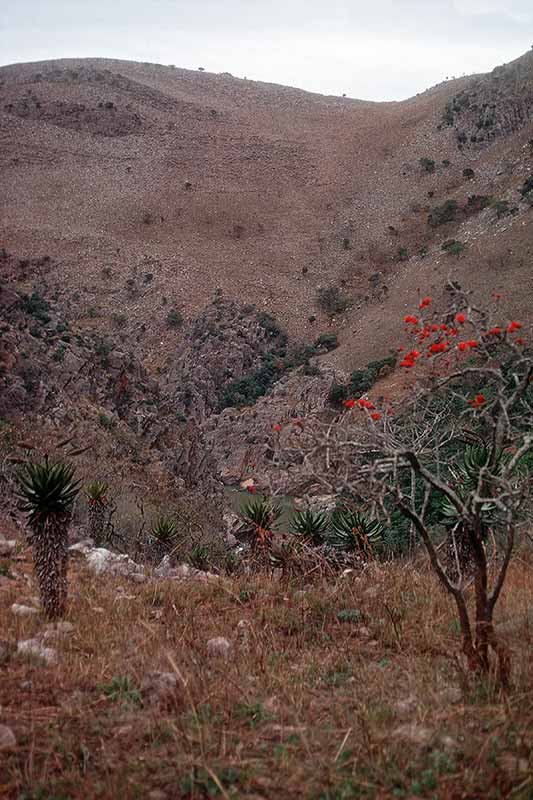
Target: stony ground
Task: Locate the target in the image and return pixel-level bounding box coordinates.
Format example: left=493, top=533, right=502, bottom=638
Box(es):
left=1, top=529, right=532, bottom=799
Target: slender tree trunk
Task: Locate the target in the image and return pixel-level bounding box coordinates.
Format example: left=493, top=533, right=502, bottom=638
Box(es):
left=32, top=513, right=70, bottom=620
left=88, top=502, right=107, bottom=546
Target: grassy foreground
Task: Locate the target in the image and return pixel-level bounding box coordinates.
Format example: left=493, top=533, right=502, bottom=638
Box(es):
left=1, top=546, right=532, bottom=799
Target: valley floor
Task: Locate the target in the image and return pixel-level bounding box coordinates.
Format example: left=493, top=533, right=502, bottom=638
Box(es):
left=1, top=541, right=532, bottom=799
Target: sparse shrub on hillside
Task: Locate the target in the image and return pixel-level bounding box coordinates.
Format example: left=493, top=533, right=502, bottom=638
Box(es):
left=21, top=291, right=51, bottom=324
left=166, top=308, right=183, bottom=328
left=349, top=355, right=396, bottom=396
left=142, top=211, right=154, bottom=225
left=466, top=194, right=492, bottom=213
left=342, top=237, right=351, bottom=250
left=314, top=332, right=339, bottom=352
left=463, top=167, right=475, bottom=179
left=520, top=176, right=533, bottom=197
left=98, top=412, right=116, bottom=430
left=397, top=247, right=409, bottom=262
left=441, top=239, right=466, bottom=256
left=442, top=159, right=451, bottom=167
left=112, top=312, right=128, bottom=327
left=428, top=199, right=459, bottom=227
left=16, top=458, right=81, bottom=619
left=419, top=157, right=436, bottom=173
left=317, top=286, right=351, bottom=316
left=94, top=337, right=113, bottom=366
left=492, top=200, right=518, bottom=219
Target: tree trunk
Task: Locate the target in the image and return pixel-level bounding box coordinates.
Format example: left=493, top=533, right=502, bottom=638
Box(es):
left=88, top=502, right=107, bottom=547
left=32, top=513, right=70, bottom=620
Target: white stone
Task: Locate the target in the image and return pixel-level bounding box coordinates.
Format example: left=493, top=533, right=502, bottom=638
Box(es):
left=393, top=723, right=433, bottom=747
left=85, top=548, right=145, bottom=580
left=206, top=636, right=232, bottom=659
left=10, top=603, right=38, bottom=618
left=17, top=638, right=57, bottom=666
left=0, top=724, right=16, bottom=751
left=41, top=622, right=75, bottom=642
left=0, top=538, right=16, bottom=556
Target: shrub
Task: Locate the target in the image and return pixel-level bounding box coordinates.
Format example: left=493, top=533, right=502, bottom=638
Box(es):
left=314, top=332, right=338, bottom=352
left=166, top=309, right=183, bottom=327
left=342, top=237, right=351, bottom=250
left=462, top=168, right=475, bottom=179
left=328, top=508, right=384, bottom=557
left=492, top=200, right=518, bottom=219
left=466, top=194, right=492, bottom=213
left=21, top=292, right=50, bottom=324
left=397, top=247, right=409, bottom=262
left=237, top=498, right=282, bottom=552
left=86, top=480, right=110, bottom=546
left=441, top=239, right=466, bottom=256
left=349, top=355, right=396, bottom=396
left=428, top=199, right=458, bottom=227
left=317, top=286, right=350, bottom=316
left=420, top=158, right=436, bottom=173
left=98, top=413, right=116, bottom=430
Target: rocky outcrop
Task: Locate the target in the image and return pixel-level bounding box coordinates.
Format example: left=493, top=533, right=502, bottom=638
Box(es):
left=443, top=50, right=533, bottom=147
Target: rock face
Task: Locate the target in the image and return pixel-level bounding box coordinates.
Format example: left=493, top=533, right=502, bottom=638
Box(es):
left=444, top=50, right=533, bottom=147
left=84, top=548, right=147, bottom=581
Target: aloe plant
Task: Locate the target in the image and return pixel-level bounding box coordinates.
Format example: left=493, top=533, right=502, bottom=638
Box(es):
left=17, top=458, right=81, bottom=619
left=290, top=508, right=329, bottom=546
left=328, top=507, right=384, bottom=557
left=150, top=515, right=178, bottom=560
left=85, top=480, right=109, bottom=546
left=238, top=498, right=282, bottom=550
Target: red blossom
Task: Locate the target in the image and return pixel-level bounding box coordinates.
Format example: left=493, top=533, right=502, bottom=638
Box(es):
left=272, top=423, right=282, bottom=432
left=343, top=399, right=356, bottom=409
left=466, top=340, right=478, bottom=348
left=358, top=398, right=375, bottom=410
left=429, top=341, right=449, bottom=354
left=370, top=412, right=381, bottom=421
left=404, top=315, right=419, bottom=325
left=247, top=485, right=257, bottom=494
left=507, top=321, right=522, bottom=333
left=419, top=296, right=432, bottom=309
left=457, top=342, right=469, bottom=352
left=455, top=313, right=467, bottom=324
left=468, top=393, right=486, bottom=408
left=487, top=326, right=502, bottom=336
left=515, top=337, right=526, bottom=346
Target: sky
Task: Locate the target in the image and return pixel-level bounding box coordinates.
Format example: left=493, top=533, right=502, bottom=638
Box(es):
left=1, top=1, right=532, bottom=101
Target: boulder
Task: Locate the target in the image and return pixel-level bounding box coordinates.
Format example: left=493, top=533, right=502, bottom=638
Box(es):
left=17, top=638, right=57, bottom=666
left=10, top=603, right=39, bottom=618
left=0, top=725, right=16, bottom=751
left=206, top=636, right=232, bottom=659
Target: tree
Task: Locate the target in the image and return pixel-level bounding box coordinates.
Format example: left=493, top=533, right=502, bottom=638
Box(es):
left=17, top=458, right=81, bottom=619
left=86, top=480, right=110, bottom=546
left=276, top=287, right=532, bottom=687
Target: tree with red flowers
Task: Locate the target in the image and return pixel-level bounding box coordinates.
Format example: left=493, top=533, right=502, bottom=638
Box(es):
left=276, top=286, right=532, bottom=687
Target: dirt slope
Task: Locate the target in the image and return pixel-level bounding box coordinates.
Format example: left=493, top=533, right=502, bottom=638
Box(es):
left=2, top=54, right=530, bottom=375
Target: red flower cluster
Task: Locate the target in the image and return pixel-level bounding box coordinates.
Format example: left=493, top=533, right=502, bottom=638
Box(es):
left=457, top=340, right=478, bottom=352
left=508, top=321, right=522, bottom=333
left=400, top=350, right=421, bottom=368
left=486, top=326, right=502, bottom=336
left=455, top=312, right=467, bottom=324
left=419, top=296, right=432, bottom=309
left=272, top=423, right=282, bottom=432
left=343, top=399, right=356, bottom=409
left=429, top=342, right=448, bottom=354
left=468, top=394, right=486, bottom=408
left=404, top=315, right=419, bottom=325
left=358, top=398, right=375, bottom=410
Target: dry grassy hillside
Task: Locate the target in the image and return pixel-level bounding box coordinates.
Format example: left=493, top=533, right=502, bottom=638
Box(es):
left=1, top=54, right=530, bottom=377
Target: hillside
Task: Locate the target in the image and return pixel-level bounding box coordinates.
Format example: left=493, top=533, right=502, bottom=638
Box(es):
left=1, top=51, right=532, bottom=493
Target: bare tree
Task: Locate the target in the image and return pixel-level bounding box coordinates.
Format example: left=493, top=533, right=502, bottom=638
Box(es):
left=275, top=288, right=532, bottom=687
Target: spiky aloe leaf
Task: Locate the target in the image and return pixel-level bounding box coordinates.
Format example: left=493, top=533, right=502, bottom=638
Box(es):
left=439, top=445, right=508, bottom=522
left=86, top=480, right=109, bottom=504
left=240, top=498, right=282, bottom=531
left=17, top=457, right=81, bottom=524
left=290, top=508, right=329, bottom=545
left=328, top=507, right=384, bottom=553
left=151, top=516, right=178, bottom=542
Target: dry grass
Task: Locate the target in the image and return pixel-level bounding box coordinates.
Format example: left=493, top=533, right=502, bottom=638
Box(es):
left=1, top=547, right=532, bottom=799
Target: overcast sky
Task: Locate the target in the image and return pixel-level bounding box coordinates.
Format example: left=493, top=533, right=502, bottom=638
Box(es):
left=1, top=1, right=532, bottom=100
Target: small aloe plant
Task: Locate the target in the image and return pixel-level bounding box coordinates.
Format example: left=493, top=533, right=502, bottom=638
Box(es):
left=150, top=515, right=178, bottom=560
left=238, top=498, right=282, bottom=550
left=328, top=507, right=384, bottom=558
left=17, top=457, right=81, bottom=619
left=86, top=480, right=109, bottom=546
left=290, top=508, right=329, bottom=546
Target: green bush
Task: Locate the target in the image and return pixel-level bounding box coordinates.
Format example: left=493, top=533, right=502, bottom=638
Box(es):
left=419, top=158, right=436, bottom=173
left=21, top=292, right=51, bottom=324
left=317, top=286, right=350, bottom=315
left=428, top=199, right=459, bottom=227
left=349, top=355, right=396, bottom=395
left=314, top=332, right=339, bottom=352
left=441, top=239, right=466, bottom=256
left=166, top=309, right=183, bottom=327
left=463, top=168, right=475, bottom=179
